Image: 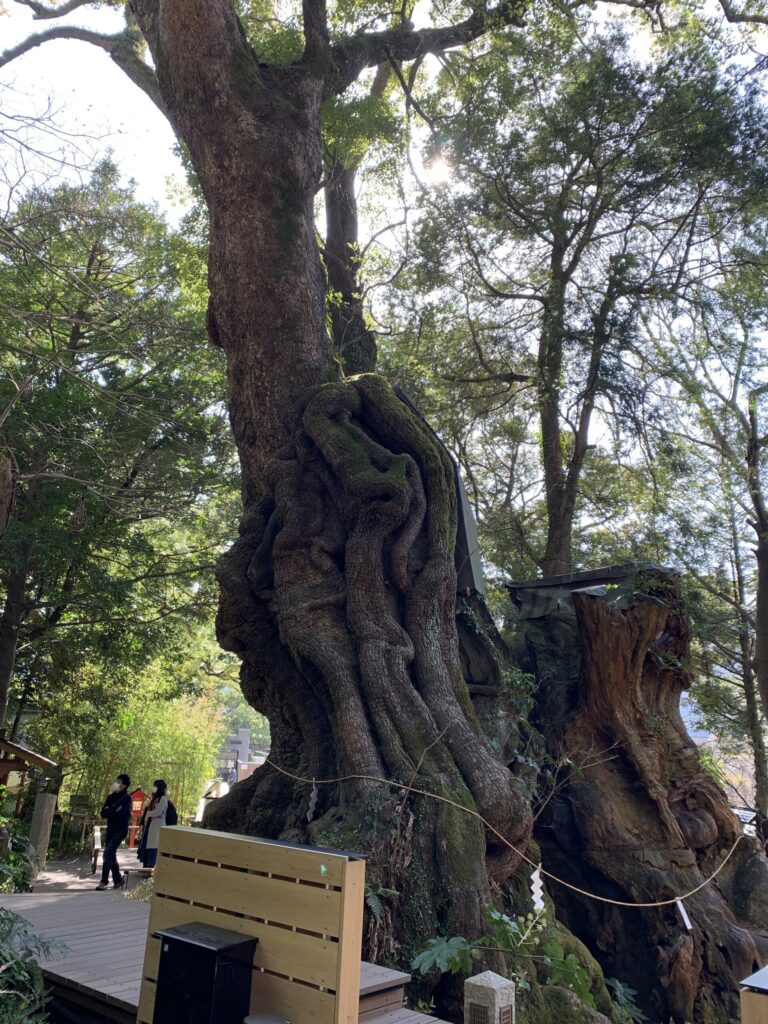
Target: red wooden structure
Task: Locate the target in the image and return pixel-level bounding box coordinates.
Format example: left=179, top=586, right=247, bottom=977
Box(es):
left=129, top=788, right=148, bottom=849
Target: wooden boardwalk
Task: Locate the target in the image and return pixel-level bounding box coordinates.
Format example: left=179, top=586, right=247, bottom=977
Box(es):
left=0, top=892, right=146, bottom=1022
left=0, top=891, right=439, bottom=1024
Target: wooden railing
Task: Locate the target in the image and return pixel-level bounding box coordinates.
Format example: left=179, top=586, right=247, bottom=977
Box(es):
left=137, top=826, right=366, bottom=1024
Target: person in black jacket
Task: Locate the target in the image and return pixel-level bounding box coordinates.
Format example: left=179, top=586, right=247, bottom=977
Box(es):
left=95, top=773, right=131, bottom=890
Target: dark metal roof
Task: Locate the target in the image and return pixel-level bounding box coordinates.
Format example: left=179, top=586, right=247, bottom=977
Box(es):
left=505, top=562, right=673, bottom=592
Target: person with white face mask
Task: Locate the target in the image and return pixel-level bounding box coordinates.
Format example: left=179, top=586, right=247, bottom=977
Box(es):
left=95, top=773, right=131, bottom=890
left=137, top=779, right=168, bottom=869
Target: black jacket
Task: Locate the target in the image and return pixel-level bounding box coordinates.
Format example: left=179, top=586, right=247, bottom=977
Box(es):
left=101, top=789, right=131, bottom=839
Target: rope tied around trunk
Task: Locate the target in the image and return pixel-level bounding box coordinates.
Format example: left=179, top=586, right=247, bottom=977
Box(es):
left=264, top=758, right=748, bottom=911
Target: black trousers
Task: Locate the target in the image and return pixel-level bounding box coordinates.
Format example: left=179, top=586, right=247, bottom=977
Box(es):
left=101, top=832, right=126, bottom=884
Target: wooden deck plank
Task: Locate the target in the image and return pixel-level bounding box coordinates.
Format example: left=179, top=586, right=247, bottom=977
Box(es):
left=360, top=962, right=412, bottom=994
left=0, top=890, right=447, bottom=1023
left=367, top=1011, right=442, bottom=1024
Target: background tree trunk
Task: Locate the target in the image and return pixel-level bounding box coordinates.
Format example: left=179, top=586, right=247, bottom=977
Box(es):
left=519, top=571, right=768, bottom=1023
left=538, top=273, right=570, bottom=577
left=0, top=458, right=16, bottom=541
left=0, top=535, right=30, bottom=731
left=324, top=159, right=377, bottom=375
left=732, top=518, right=768, bottom=816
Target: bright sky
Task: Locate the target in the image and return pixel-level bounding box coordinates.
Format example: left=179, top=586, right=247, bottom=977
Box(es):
left=1, top=4, right=185, bottom=216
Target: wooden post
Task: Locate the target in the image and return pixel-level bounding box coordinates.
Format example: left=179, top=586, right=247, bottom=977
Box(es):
left=742, top=989, right=768, bottom=1024
left=28, top=792, right=57, bottom=876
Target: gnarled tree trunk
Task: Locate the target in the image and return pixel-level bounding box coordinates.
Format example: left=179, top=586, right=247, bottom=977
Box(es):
left=210, top=374, right=532, bottom=954
left=518, top=570, right=768, bottom=1023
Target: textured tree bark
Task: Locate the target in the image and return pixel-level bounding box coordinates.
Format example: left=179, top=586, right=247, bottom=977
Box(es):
left=525, top=572, right=768, bottom=1023
left=127, top=0, right=531, bottom=964
left=746, top=388, right=768, bottom=713
left=742, top=626, right=768, bottom=817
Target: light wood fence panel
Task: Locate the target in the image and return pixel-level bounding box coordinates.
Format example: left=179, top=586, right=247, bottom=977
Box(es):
left=138, top=827, right=365, bottom=1024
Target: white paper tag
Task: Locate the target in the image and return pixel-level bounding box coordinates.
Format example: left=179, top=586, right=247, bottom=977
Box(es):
left=531, top=864, right=545, bottom=911
left=676, top=898, right=692, bottom=931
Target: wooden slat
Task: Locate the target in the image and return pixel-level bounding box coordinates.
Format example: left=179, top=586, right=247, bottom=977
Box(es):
left=335, top=857, right=365, bottom=1024
left=141, top=967, right=338, bottom=1024
left=160, top=826, right=349, bottom=887
left=47, top=984, right=136, bottom=1024
left=143, top=896, right=340, bottom=988
left=251, top=968, right=336, bottom=1024
left=0, top=892, right=146, bottom=1015
left=137, top=978, right=156, bottom=1024
left=358, top=987, right=404, bottom=1020
left=153, top=856, right=342, bottom=936
left=366, top=1010, right=443, bottom=1024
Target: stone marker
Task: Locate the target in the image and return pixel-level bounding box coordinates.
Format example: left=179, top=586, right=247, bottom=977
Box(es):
left=464, top=970, right=516, bottom=1024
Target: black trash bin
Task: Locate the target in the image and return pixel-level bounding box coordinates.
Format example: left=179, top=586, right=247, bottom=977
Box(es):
left=153, top=922, right=258, bottom=1024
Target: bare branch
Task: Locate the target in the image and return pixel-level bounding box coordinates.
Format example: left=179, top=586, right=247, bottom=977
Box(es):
left=110, top=29, right=167, bottom=115
left=386, top=49, right=436, bottom=131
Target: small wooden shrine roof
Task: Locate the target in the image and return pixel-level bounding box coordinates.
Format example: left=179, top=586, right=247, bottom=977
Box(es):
left=0, top=737, right=57, bottom=771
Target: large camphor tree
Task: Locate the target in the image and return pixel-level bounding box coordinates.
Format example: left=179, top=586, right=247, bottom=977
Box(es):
left=3, top=1, right=768, bottom=1019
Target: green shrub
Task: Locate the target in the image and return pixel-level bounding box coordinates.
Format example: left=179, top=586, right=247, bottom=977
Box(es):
left=0, top=908, right=62, bottom=1024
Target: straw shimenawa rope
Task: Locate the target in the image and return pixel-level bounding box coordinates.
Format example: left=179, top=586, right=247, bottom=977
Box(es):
left=265, top=759, right=747, bottom=910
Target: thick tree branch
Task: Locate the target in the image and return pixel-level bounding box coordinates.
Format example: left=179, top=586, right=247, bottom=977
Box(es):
left=14, top=0, right=109, bottom=18
left=719, top=0, right=768, bottom=24
left=0, top=26, right=115, bottom=66
left=110, top=29, right=167, bottom=115
left=327, top=2, right=525, bottom=95
left=0, top=22, right=167, bottom=116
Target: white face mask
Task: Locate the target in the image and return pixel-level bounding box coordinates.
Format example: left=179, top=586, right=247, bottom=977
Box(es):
left=152, top=787, right=157, bottom=794
left=112, top=783, right=120, bottom=792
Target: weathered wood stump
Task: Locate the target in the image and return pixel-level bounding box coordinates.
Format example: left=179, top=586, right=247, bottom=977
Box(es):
left=512, top=567, right=768, bottom=1024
